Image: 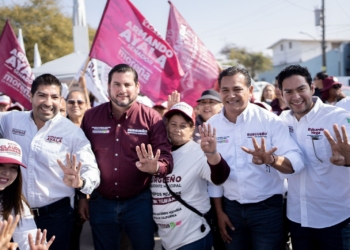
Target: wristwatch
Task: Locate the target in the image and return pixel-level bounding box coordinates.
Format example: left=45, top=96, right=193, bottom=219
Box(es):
left=77, top=177, right=86, bottom=191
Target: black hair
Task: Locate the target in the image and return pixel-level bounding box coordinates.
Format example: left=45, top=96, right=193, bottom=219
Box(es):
left=277, top=65, right=312, bottom=89
left=31, top=74, right=62, bottom=96
left=218, top=66, right=251, bottom=87
left=315, top=71, right=328, bottom=80
left=108, top=64, right=138, bottom=85
left=66, top=89, right=88, bottom=102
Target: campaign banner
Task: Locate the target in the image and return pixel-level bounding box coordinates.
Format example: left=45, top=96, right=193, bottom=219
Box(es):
left=0, top=20, right=33, bottom=110
left=90, top=0, right=183, bottom=103
left=75, top=57, right=109, bottom=103
left=166, top=2, right=219, bottom=106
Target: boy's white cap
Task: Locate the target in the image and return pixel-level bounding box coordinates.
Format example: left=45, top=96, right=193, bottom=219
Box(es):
left=0, top=139, right=26, bottom=168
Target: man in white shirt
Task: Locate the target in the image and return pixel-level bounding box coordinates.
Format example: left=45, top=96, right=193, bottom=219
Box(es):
left=208, top=66, right=303, bottom=250
left=277, top=65, right=350, bottom=249
left=0, top=74, right=100, bottom=250
left=337, top=96, right=350, bottom=111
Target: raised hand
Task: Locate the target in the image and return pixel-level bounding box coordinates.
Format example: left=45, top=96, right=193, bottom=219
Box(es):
left=241, top=137, right=277, bottom=165
left=28, top=229, right=55, bottom=250
left=57, top=153, right=83, bottom=188
left=167, top=90, right=180, bottom=110
left=324, top=124, right=350, bottom=166
left=135, top=144, right=160, bottom=174
left=199, top=123, right=217, bottom=155
left=0, top=215, right=19, bottom=250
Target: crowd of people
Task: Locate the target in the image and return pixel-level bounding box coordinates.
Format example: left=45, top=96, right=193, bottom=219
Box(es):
left=0, top=63, right=349, bottom=250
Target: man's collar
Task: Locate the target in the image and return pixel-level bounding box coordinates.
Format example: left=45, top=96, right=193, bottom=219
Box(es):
left=289, top=96, right=321, bottom=122
left=108, top=100, right=139, bottom=119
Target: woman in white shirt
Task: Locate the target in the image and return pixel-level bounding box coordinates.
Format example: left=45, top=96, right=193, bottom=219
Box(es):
left=137, top=102, right=230, bottom=250
left=0, top=139, right=54, bottom=250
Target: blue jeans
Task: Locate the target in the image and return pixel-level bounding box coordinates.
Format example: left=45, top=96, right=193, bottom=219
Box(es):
left=89, top=189, right=154, bottom=250
left=289, top=218, right=350, bottom=250
left=223, top=194, right=284, bottom=250
left=162, top=232, right=213, bottom=250
left=34, top=201, right=74, bottom=250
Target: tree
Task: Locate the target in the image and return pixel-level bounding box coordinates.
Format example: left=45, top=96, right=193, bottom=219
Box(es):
left=0, top=0, right=96, bottom=67
left=220, top=44, right=272, bottom=79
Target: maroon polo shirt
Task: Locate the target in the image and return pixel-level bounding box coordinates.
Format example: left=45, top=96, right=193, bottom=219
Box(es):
left=81, top=101, right=173, bottom=199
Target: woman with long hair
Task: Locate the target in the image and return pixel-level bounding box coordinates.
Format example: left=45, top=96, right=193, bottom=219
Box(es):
left=260, top=84, right=275, bottom=105
left=0, top=139, right=54, bottom=250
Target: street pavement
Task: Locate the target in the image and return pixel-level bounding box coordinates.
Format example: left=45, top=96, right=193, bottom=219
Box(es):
left=80, top=221, right=162, bottom=250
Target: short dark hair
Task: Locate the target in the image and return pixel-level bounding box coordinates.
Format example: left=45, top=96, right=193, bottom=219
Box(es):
left=315, top=71, right=328, bottom=80
left=218, top=66, right=251, bottom=87
left=31, top=74, right=62, bottom=95
left=277, top=65, right=312, bottom=89
left=108, top=64, right=138, bottom=85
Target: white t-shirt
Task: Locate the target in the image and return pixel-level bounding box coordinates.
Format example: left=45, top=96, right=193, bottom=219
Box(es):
left=0, top=200, right=37, bottom=250
left=280, top=97, right=350, bottom=228
left=151, top=140, right=211, bottom=250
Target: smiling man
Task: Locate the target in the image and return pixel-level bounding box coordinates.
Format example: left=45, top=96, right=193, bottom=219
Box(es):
left=80, top=64, right=173, bottom=250
left=0, top=73, right=100, bottom=250
left=278, top=65, right=350, bottom=250
left=207, top=66, right=303, bottom=250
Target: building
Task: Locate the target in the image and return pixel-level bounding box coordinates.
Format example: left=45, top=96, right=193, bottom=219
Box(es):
left=258, top=38, right=350, bottom=85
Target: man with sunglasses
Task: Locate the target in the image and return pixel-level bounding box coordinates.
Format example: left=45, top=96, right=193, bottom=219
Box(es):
left=277, top=65, right=350, bottom=249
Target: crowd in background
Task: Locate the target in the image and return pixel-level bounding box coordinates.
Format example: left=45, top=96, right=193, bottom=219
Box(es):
left=0, top=63, right=349, bottom=250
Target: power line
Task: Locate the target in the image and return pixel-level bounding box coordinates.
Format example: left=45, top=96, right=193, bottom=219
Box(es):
left=284, top=0, right=313, bottom=12
left=198, top=0, right=282, bottom=36
left=334, top=0, right=350, bottom=21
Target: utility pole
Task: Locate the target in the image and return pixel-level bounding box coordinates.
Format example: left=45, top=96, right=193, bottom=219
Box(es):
left=321, top=0, right=326, bottom=71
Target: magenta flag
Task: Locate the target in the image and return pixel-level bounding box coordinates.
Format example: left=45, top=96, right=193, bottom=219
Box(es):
left=90, top=0, right=184, bottom=103
left=0, top=20, right=33, bottom=110
left=166, top=1, right=219, bottom=106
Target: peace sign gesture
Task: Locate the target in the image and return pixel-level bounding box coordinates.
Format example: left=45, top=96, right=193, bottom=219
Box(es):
left=324, top=124, right=350, bottom=166
left=57, top=153, right=83, bottom=188
left=241, top=137, right=277, bottom=165
left=135, top=143, right=161, bottom=174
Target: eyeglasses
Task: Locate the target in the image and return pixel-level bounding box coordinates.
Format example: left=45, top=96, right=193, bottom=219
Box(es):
left=332, top=85, right=341, bottom=90
left=313, top=78, right=319, bottom=81
left=67, top=99, right=85, bottom=105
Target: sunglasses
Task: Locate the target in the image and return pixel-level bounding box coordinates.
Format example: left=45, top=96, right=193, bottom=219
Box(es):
left=332, top=85, right=341, bottom=90
left=67, top=99, right=85, bottom=105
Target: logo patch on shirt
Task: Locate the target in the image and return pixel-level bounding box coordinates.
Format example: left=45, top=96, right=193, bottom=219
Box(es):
left=247, top=132, right=267, bottom=138
left=347, top=118, right=350, bottom=123
left=308, top=127, right=324, bottom=135
left=92, top=126, right=110, bottom=134
left=12, top=128, right=26, bottom=136
left=216, top=136, right=229, bottom=143
left=127, top=128, right=148, bottom=135
left=46, top=135, right=63, bottom=144
left=288, top=126, right=294, bottom=133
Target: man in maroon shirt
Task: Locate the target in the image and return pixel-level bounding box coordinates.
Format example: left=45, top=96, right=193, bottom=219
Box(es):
left=80, top=64, right=173, bottom=250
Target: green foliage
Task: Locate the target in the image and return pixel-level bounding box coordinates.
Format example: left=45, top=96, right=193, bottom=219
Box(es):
left=0, top=0, right=96, bottom=67
left=220, top=44, right=272, bottom=79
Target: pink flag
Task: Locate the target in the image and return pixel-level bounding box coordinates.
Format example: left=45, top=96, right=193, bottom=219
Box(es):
left=90, top=0, right=183, bottom=103
left=166, top=2, right=219, bottom=106
left=0, top=20, right=33, bottom=110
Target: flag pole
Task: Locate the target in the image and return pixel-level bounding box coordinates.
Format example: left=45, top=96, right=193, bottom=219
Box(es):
left=68, top=56, right=91, bottom=87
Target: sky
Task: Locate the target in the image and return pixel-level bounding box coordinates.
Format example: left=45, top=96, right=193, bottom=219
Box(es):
left=3, top=0, right=350, bottom=58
